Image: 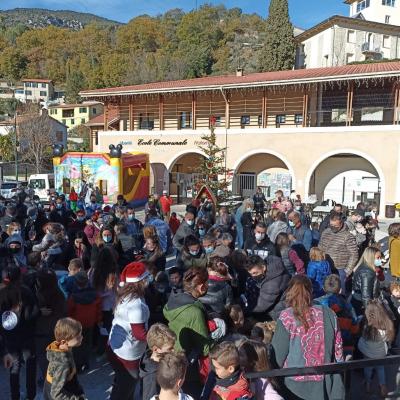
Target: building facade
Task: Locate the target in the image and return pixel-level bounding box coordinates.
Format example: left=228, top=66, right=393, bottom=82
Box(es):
left=21, top=79, right=55, bottom=103
left=347, top=0, right=400, bottom=25
left=80, top=61, right=400, bottom=216
left=48, top=102, right=103, bottom=130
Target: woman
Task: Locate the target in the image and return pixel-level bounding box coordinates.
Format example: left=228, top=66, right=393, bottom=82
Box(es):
left=235, top=199, right=251, bottom=249
left=69, top=187, right=78, bottom=212
left=84, top=215, right=101, bottom=246
left=176, top=234, right=207, bottom=272
left=88, top=246, right=118, bottom=358
left=72, top=231, right=91, bottom=270
left=108, top=262, right=150, bottom=400
left=272, top=275, right=344, bottom=400
left=389, top=223, right=400, bottom=279
left=351, top=246, right=381, bottom=316
left=199, top=256, right=233, bottom=316
left=275, top=232, right=305, bottom=276
left=143, top=236, right=166, bottom=272
left=90, top=226, right=121, bottom=269
left=240, top=199, right=254, bottom=246
left=163, top=266, right=211, bottom=398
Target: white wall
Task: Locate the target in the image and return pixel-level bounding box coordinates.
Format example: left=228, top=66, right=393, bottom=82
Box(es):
left=350, top=0, right=400, bottom=25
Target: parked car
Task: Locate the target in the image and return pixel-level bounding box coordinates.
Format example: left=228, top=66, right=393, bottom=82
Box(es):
left=0, top=181, right=19, bottom=199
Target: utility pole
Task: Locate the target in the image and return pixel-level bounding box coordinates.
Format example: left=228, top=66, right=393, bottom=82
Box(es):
left=13, top=87, right=18, bottom=181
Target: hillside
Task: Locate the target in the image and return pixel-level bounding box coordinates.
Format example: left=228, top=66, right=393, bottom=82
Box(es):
left=0, top=8, right=121, bottom=30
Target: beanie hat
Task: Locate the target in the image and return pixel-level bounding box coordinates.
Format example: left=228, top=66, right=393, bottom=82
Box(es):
left=119, top=262, right=149, bottom=287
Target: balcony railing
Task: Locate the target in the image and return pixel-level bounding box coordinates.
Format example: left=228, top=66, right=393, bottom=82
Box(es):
left=361, top=42, right=382, bottom=55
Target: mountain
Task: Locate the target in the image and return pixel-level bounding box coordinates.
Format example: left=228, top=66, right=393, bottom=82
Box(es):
left=0, top=8, right=122, bottom=30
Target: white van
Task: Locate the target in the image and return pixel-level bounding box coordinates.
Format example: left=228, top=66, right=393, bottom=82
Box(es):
left=28, top=174, right=55, bottom=201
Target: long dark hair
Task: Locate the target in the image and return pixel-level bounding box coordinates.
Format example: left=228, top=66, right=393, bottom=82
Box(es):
left=116, top=280, right=147, bottom=305
left=35, top=269, right=65, bottom=312
left=92, top=247, right=118, bottom=292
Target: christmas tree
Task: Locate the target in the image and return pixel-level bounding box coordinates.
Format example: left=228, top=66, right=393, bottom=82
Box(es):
left=195, top=117, right=232, bottom=203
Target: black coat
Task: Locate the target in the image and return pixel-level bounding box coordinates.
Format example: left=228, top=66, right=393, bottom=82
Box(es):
left=352, top=264, right=379, bottom=308
left=252, top=255, right=291, bottom=320
left=200, top=277, right=233, bottom=316
left=240, top=212, right=254, bottom=245
left=244, top=235, right=276, bottom=258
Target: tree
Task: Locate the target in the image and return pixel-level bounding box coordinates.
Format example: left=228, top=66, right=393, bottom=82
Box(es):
left=258, top=0, right=296, bottom=72
left=0, top=131, right=14, bottom=161
left=17, top=108, right=55, bottom=173
left=195, top=121, right=232, bottom=203
left=65, top=70, right=86, bottom=103
left=68, top=125, right=90, bottom=151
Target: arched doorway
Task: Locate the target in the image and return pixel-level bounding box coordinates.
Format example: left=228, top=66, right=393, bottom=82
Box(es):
left=167, top=151, right=206, bottom=202
left=233, top=150, right=296, bottom=199
left=306, top=151, right=384, bottom=210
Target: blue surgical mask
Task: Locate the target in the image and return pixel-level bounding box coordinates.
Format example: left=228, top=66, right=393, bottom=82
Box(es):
left=56, top=203, right=62, bottom=209
left=204, top=247, right=214, bottom=254
left=77, top=216, right=85, bottom=222
left=128, top=214, right=134, bottom=221
left=199, top=228, right=206, bottom=236
left=186, top=219, right=194, bottom=226
left=147, top=274, right=154, bottom=284
left=289, top=221, right=295, bottom=227
left=246, top=208, right=252, bottom=213
left=103, top=235, right=112, bottom=243
left=374, top=259, right=382, bottom=267
left=189, top=250, right=199, bottom=256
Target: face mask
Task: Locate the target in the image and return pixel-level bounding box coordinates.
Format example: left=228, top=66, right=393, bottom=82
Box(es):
left=45, top=213, right=50, bottom=219
left=189, top=249, right=199, bottom=256
left=255, top=232, right=265, bottom=241
left=77, top=216, right=85, bottom=222
left=186, top=220, right=194, bottom=226
left=330, top=225, right=341, bottom=233
left=289, top=221, right=295, bottom=227
left=2, top=311, right=18, bottom=331
left=9, top=247, right=20, bottom=254
left=103, top=235, right=112, bottom=243
left=253, top=274, right=264, bottom=283
left=374, top=259, right=382, bottom=267
left=204, top=246, right=214, bottom=254
left=199, top=228, right=206, bottom=236
left=295, top=206, right=301, bottom=211
left=12, top=230, right=21, bottom=236
left=246, top=208, right=252, bottom=213
left=31, top=215, right=37, bottom=221
left=147, top=274, right=154, bottom=284
left=128, top=214, right=134, bottom=221
left=34, top=200, right=40, bottom=204
left=56, top=203, right=62, bottom=209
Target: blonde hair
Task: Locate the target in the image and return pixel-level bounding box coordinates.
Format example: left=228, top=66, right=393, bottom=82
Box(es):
left=143, top=225, right=157, bottom=240
left=309, top=247, right=325, bottom=262
left=210, top=342, right=240, bottom=369
left=252, top=321, right=276, bottom=344
left=355, top=246, right=381, bottom=272
left=241, top=198, right=254, bottom=212
left=7, top=222, right=21, bottom=236
left=54, top=318, right=82, bottom=342
left=147, top=323, right=176, bottom=350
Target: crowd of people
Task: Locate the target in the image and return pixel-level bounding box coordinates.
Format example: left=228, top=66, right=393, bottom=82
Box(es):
left=0, top=185, right=398, bottom=400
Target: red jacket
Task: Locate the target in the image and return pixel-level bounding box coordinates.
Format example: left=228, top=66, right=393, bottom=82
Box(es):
left=67, top=287, right=102, bottom=329
left=159, top=195, right=173, bottom=213
left=211, top=373, right=253, bottom=400
left=169, top=216, right=180, bottom=235
left=69, top=192, right=78, bottom=202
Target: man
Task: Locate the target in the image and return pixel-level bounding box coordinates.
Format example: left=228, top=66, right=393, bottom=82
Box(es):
left=319, top=211, right=359, bottom=294
left=49, top=197, right=73, bottom=227
left=288, top=211, right=312, bottom=252
left=24, top=206, right=47, bottom=242
left=271, top=190, right=292, bottom=213
left=145, top=209, right=172, bottom=254
left=253, top=187, right=266, bottom=218
left=112, top=194, right=127, bottom=211
left=0, top=204, right=16, bottom=231
left=67, top=209, right=87, bottom=240
left=159, top=190, right=173, bottom=222
left=85, top=194, right=102, bottom=218
left=345, top=210, right=367, bottom=249
left=172, top=211, right=195, bottom=253
left=123, top=206, right=143, bottom=247
left=319, top=203, right=344, bottom=235
left=244, top=221, right=276, bottom=259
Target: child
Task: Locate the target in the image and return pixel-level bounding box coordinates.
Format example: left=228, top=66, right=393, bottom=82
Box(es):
left=250, top=321, right=276, bottom=345
left=59, top=258, right=83, bottom=299
left=169, top=212, right=180, bottom=236
left=44, top=317, right=85, bottom=400
left=307, top=247, right=331, bottom=298
left=315, top=274, right=358, bottom=357
left=239, top=339, right=283, bottom=400
left=150, top=351, right=193, bottom=400
left=67, top=270, right=102, bottom=371
left=210, top=342, right=253, bottom=400
left=139, top=323, right=177, bottom=400
left=358, top=300, right=395, bottom=397
left=383, top=281, right=400, bottom=347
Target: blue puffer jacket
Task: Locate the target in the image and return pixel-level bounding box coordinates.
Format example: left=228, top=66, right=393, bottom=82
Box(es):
left=307, top=260, right=332, bottom=298
left=145, top=217, right=172, bottom=254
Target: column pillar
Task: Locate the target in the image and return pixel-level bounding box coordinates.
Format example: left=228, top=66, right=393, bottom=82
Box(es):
left=262, top=88, right=268, bottom=128
left=159, top=94, right=164, bottom=131
left=192, top=92, right=196, bottom=130
left=346, top=83, right=354, bottom=127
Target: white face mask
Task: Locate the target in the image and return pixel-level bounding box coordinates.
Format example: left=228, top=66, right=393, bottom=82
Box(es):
left=186, top=219, right=194, bottom=226
left=12, top=230, right=21, bottom=236
left=255, top=232, right=265, bottom=241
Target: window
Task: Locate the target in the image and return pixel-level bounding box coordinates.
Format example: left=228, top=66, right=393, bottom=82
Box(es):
left=258, top=115, right=262, bottom=127
left=25, top=82, right=31, bottom=87
left=70, top=119, right=75, bottom=125
left=295, top=114, right=303, bottom=125
left=62, top=109, right=74, bottom=118
left=81, top=118, right=86, bottom=124
left=215, top=116, right=222, bottom=126
left=25, top=90, right=32, bottom=96
left=179, top=111, right=192, bottom=129
left=29, top=179, right=45, bottom=189
left=240, top=115, right=250, bottom=128
left=32, top=82, right=38, bottom=88
left=385, top=15, right=391, bottom=23
left=331, top=109, right=347, bottom=123
left=40, top=91, right=47, bottom=97
left=56, top=131, right=63, bottom=142
left=383, top=35, right=390, bottom=48
left=79, top=107, right=87, bottom=113
left=99, top=180, right=108, bottom=195
left=139, top=113, right=155, bottom=130
left=41, top=83, right=47, bottom=88
left=95, top=131, right=99, bottom=146
left=382, top=0, right=395, bottom=6
left=275, top=115, right=286, bottom=126
left=50, top=109, right=57, bottom=115
left=62, top=119, right=66, bottom=125
left=356, top=0, right=370, bottom=12
left=92, top=108, right=97, bottom=114
left=346, top=53, right=355, bottom=64
left=361, top=107, right=384, bottom=122
left=347, top=30, right=356, bottom=43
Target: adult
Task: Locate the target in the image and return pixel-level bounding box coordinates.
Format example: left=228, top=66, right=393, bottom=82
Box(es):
left=176, top=235, right=207, bottom=271
left=272, top=275, right=344, bottom=400
left=345, top=210, right=367, bottom=249
left=253, top=187, right=267, bottom=217
left=319, top=203, right=343, bottom=235
left=214, top=207, right=236, bottom=237
left=240, top=199, right=254, bottom=246
left=123, top=207, right=143, bottom=248
left=234, top=199, right=250, bottom=249
left=108, top=262, right=150, bottom=400
left=288, top=211, right=312, bottom=252
left=388, top=223, right=400, bottom=279
left=0, top=205, right=16, bottom=232
left=143, top=236, right=166, bottom=272
left=267, top=211, right=290, bottom=244
left=244, top=222, right=276, bottom=259
left=197, top=195, right=214, bottom=226
left=48, top=197, right=73, bottom=227
left=67, top=209, right=87, bottom=241
left=245, top=255, right=290, bottom=321
left=172, top=211, right=195, bottom=253
left=159, top=190, right=173, bottom=221
left=145, top=209, right=172, bottom=254
left=271, top=190, right=292, bottom=213
left=85, top=194, right=102, bottom=218
left=318, top=212, right=359, bottom=294
left=163, top=266, right=211, bottom=398
left=112, top=194, right=128, bottom=212
left=351, top=246, right=381, bottom=316
left=24, top=206, right=47, bottom=243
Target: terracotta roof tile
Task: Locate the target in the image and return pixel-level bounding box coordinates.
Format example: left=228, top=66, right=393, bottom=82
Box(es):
left=86, top=108, right=119, bottom=126
left=81, top=61, right=400, bottom=97
left=22, top=78, right=53, bottom=83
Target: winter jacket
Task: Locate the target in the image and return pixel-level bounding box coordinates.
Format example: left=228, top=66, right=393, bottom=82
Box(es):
left=318, top=225, right=359, bottom=274
left=139, top=350, right=159, bottom=400
left=241, top=211, right=254, bottom=244
left=159, top=195, right=173, bottom=214
left=164, top=291, right=211, bottom=357
left=172, top=221, right=195, bottom=252
left=279, top=246, right=304, bottom=275
left=290, top=224, right=312, bottom=252
left=211, top=371, right=253, bottom=400
left=253, top=192, right=266, bottom=213
left=351, top=264, right=380, bottom=309
left=67, top=286, right=102, bottom=328
left=176, top=249, right=207, bottom=271
left=244, top=236, right=276, bottom=259
left=389, top=236, right=400, bottom=278
left=45, top=341, right=84, bottom=400
left=251, top=256, right=291, bottom=320
left=250, top=378, right=283, bottom=400
left=344, top=218, right=366, bottom=247
left=200, top=275, right=234, bottom=316
left=307, top=260, right=332, bottom=298
left=143, top=249, right=167, bottom=272
left=146, top=217, right=172, bottom=254
left=267, top=221, right=290, bottom=244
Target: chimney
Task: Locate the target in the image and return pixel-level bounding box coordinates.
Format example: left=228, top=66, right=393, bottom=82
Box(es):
left=236, top=68, right=244, bottom=77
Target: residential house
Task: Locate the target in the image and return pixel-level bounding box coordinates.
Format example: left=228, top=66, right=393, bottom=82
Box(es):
left=21, top=79, right=55, bottom=103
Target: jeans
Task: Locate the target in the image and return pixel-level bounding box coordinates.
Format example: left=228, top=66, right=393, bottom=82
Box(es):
left=364, top=365, right=386, bottom=385
left=338, top=268, right=347, bottom=295
left=9, top=348, right=36, bottom=400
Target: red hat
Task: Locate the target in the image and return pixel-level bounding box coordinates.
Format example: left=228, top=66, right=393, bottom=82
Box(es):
left=119, top=262, right=149, bottom=287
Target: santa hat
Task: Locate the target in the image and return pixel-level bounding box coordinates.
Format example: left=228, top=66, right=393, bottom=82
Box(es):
left=119, top=262, right=149, bottom=287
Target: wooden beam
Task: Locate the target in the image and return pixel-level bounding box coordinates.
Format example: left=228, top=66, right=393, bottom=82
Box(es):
left=225, top=91, right=230, bottom=129
left=159, top=94, right=164, bottom=131
left=104, top=102, right=109, bottom=130
left=192, top=92, right=196, bottom=130
left=394, top=83, right=400, bottom=125
left=302, top=91, right=309, bottom=127
left=346, top=83, right=354, bottom=127
left=129, top=97, right=134, bottom=131
left=262, top=88, right=268, bottom=128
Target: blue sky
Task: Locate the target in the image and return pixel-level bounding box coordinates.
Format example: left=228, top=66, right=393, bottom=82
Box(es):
left=0, top=0, right=348, bottom=29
